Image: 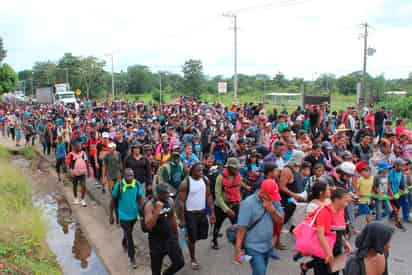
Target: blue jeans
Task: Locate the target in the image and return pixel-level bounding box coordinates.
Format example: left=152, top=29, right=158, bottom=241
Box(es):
left=401, top=196, right=410, bottom=221
left=345, top=202, right=356, bottom=224
left=245, top=248, right=270, bottom=275
left=375, top=199, right=391, bottom=220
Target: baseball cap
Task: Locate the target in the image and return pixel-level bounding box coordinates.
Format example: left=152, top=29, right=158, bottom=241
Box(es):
left=102, top=132, right=109, bottom=139
left=156, top=183, right=170, bottom=195
left=138, top=129, right=145, bottom=136
left=321, top=141, right=333, bottom=150
left=338, top=161, right=356, bottom=175
left=260, top=179, right=281, bottom=201
left=226, top=158, right=240, bottom=170
left=393, top=158, right=406, bottom=166
left=342, top=151, right=353, bottom=160
left=377, top=161, right=391, bottom=171
left=355, top=161, right=369, bottom=173
left=287, top=150, right=305, bottom=167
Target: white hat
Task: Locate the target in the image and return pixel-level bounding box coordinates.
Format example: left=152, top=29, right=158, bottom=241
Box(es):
left=338, top=161, right=356, bottom=176
left=102, top=132, right=110, bottom=139
left=287, top=150, right=305, bottom=166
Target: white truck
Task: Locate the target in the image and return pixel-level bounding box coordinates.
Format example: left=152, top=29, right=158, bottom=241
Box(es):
left=36, top=83, right=79, bottom=110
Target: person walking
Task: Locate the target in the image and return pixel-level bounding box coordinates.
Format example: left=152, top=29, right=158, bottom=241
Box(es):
left=102, top=142, right=122, bottom=193
left=124, top=142, right=153, bottom=197
left=109, top=168, right=144, bottom=269
left=178, top=162, right=215, bottom=270
left=144, top=183, right=185, bottom=275
left=212, top=158, right=243, bottom=250
left=157, top=152, right=185, bottom=194
left=235, top=179, right=284, bottom=275
left=65, top=139, right=89, bottom=206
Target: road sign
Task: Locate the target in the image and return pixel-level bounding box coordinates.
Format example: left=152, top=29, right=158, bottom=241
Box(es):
left=218, top=82, right=227, bottom=94
left=75, top=89, right=81, bottom=96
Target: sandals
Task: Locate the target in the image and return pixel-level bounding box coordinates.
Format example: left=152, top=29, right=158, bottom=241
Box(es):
left=300, top=263, right=308, bottom=275
left=275, top=242, right=287, bottom=250
left=191, top=261, right=200, bottom=270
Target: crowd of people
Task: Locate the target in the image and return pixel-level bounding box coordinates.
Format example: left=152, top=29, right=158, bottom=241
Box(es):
left=0, top=97, right=407, bottom=275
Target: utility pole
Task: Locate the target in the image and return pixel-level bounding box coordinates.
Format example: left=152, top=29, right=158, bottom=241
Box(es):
left=105, top=53, right=115, bottom=99
left=223, top=13, right=238, bottom=101
left=159, top=72, right=163, bottom=111
left=360, top=23, right=369, bottom=106
left=31, top=72, right=34, bottom=97
left=64, top=68, right=69, bottom=84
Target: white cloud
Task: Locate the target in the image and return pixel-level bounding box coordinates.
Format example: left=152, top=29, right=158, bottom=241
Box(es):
left=0, top=0, right=410, bottom=79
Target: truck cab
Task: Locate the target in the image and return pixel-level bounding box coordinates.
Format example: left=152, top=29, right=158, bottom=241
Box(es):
left=55, top=92, right=79, bottom=111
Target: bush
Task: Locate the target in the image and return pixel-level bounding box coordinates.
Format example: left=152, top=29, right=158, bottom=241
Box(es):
left=377, top=96, right=412, bottom=120
left=19, top=147, right=36, bottom=160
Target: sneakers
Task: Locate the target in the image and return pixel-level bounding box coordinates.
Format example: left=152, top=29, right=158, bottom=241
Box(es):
left=396, top=222, right=407, bottom=232
left=81, top=199, right=87, bottom=207
left=73, top=198, right=80, bottom=205
left=130, top=257, right=137, bottom=269
left=211, top=240, right=219, bottom=250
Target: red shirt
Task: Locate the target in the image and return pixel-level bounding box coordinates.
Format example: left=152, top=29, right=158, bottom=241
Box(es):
left=310, top=205, right=345, bottom=234
left=85, top=138, right=99, bottom=157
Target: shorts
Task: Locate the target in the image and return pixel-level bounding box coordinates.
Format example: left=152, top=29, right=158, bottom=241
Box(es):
left=72, top=175, right=86, bottom=186
left=185, top=210, right=209, bottom=242
left=357, top=203, right=371, bottom=216
left=390, top=199, right=401, bottom=210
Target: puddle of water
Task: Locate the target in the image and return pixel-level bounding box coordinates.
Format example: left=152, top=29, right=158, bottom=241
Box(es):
left=34, top=193, right=109, bottom=275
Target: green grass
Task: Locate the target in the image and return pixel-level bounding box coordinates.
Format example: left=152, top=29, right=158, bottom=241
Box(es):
left=200, top=92, right=356, bottom=113
left=19, top=147, right=36, bottom=160
left=0, top=145, right=61, bottom=275
left=120, top=91, right=357, bottom=114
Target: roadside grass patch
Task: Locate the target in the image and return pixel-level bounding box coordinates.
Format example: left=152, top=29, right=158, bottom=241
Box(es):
left=0, top=145, right=60, bottom=274
left=19, top=146, right=36, bottom=160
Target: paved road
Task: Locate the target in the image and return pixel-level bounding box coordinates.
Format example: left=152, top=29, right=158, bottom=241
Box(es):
left=3, top=136, right=412, bottom=275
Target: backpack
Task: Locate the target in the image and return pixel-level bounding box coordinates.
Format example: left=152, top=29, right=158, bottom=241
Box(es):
left=113, top=179, right=143, bottom=224
left=69, top=151, right=88, bottom=177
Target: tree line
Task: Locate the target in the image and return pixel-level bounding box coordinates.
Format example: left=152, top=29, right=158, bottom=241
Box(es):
left=1, top=36, right=412, bottom=100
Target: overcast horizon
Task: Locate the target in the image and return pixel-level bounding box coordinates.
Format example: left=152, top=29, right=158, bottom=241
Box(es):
left=1, top=0, right=411, bottom=80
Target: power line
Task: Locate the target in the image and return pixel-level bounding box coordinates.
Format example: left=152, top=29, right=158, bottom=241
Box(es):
left=225, top=0, right=313, bottom=15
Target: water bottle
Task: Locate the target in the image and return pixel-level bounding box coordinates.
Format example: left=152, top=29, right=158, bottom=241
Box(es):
left=238, top=255, right=252, bottom=264
left=179, top=227, right=187, bottom=249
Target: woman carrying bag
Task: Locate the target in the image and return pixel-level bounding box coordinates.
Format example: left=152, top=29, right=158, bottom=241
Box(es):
left=295, top=187, right=352, bottom=275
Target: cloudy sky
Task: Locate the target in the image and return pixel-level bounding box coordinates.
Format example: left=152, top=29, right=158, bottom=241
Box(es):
left=1, top=0, right=411, bottom=79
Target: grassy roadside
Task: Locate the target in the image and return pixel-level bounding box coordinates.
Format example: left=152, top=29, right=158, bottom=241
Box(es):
left=0, top=145, right=61, bottom=275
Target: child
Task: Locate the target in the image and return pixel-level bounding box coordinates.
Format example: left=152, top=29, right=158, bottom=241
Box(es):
left=388, top=158, right=407, bottom=231
left=355, top=161, right=374, bottom=224
left=373, top=161, right=392, bottom=220
left=55, top=134, right=67, bottom=182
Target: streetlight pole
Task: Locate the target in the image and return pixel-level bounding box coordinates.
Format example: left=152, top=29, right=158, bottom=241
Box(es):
left=223, top=13, right=238, bottom=101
